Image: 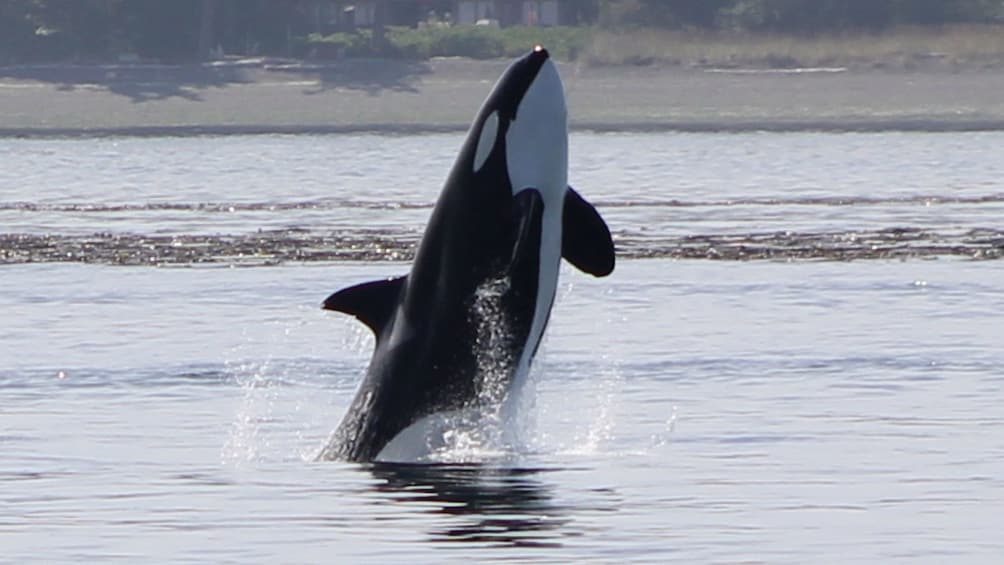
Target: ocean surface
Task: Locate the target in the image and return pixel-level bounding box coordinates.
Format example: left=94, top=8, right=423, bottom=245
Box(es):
left=2, top=132, right=1003, bottom=563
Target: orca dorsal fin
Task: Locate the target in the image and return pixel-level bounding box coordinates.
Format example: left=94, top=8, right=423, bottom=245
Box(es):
left=562, top=187, right=615, bottom=277
left=322, top=276, right=407, bottom=337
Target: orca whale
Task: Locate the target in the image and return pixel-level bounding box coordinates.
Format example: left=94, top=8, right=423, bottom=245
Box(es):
left=318, top=47, right=614, bottom=462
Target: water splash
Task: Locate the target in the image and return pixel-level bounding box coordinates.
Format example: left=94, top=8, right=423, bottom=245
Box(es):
left=413, top=276, right=630, bottom=463
left=650, top=405, right=679, bottom=448
left=341, top=317, right=375, bottom=357
left=221, top=355, right=276, bottom=467
left=472, top=275, right=515, bottom=409
left=221, top=319, right=341, bottom=467
left=220, top=275, right=626, bottom=466
left=576, top=359, right=624, bottom=455
left=402, top=274, right=536, bottom=464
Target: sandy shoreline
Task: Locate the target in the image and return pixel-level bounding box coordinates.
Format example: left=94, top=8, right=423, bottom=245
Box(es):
left=4, top=58, right=1004, bottom=136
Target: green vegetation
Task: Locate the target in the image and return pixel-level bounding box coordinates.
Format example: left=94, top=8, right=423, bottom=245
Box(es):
left=1, top=1, right=1003, bottom=64
left=390, top=25, right=589, bottom=60
left=604, top=0, right=1004, bottom=30
left=304, top=26, right=590, bottom=60
left=586, top=24, right=1004, bottom=68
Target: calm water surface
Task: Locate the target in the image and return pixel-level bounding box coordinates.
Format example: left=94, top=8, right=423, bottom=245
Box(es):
left=1, top=132, right=1003, bottom=562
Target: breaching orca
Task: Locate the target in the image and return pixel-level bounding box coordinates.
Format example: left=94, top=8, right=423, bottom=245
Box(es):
left=318, top=47, right=615, bottom=462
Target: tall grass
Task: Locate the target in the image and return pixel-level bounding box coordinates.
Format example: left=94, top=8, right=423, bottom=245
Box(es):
left=585, top=24, right=1004, bottom=68
left=304, top=25, right=590, bottom=60
left=388, top=25, right=589, bottom=60
left=302, top=24, right=1004, bottom=68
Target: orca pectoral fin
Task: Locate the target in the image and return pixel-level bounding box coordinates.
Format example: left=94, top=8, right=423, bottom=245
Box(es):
left=562, top=187, right=615, bottom=277
left=322, top=276, right=407, bottom=337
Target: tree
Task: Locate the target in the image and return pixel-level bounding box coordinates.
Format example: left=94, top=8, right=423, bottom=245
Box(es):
left=197, top=0, right=218, bottom=59
left=657, top=0, right=733, bottom=28
left=600, top=0, right=732, bottom=28
left=372, top=0, right=389, bottom=54
left=0, top=0, right=38, bottom=61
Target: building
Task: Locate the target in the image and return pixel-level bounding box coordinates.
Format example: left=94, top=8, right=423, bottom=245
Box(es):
left=307, top=1, right=585, bottom=31
left=454, top=1, right=568, bottom=26
left=303, top=1, right=454, bottom=33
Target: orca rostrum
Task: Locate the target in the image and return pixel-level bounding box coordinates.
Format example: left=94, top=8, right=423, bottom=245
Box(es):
left=318, top=47, right=614, bottom=462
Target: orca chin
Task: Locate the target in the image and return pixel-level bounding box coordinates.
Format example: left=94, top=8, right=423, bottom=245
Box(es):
left=317, top=48, right=615, bottom=463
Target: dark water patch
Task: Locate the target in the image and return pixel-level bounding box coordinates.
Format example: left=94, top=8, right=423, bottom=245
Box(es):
left=0, top=200, right=434, bottom=212
left=0, top=230, right=419, bottom=265
left=596, top=354, right=980, bottom=378
left=0, top=358, right=358, bottom=391
left=617, top=227, right=1003, bottom=261
left=3, top=227, right=1001, bottom=265
left=0, top=366, right=232, bottom=391
left=7, top=118, right=1004, bottom=139
left=594, top=194, right=1004, bottom=208
left=362, top=463, right=587, bottom=548
left=5, top=193, right=1003, bottom=213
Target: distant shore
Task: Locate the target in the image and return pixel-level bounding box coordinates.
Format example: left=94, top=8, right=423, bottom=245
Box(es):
left=4, top=57, right=1004, bottom=136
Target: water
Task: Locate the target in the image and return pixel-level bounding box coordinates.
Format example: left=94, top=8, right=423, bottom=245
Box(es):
left=3, top=132, right=1003, bottom=262
left=2, top=132, right=1003, bottom=562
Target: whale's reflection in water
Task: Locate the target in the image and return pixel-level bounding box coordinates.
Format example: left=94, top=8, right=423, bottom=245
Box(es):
left=366, top=462, right=577, bottom=547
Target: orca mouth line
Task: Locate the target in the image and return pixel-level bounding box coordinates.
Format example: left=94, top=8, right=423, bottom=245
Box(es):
left=3, top=227, right=1001, bottom=265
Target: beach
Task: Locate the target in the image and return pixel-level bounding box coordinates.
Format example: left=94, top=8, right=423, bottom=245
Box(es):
left=4, top=57, right=1004, bottom=136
